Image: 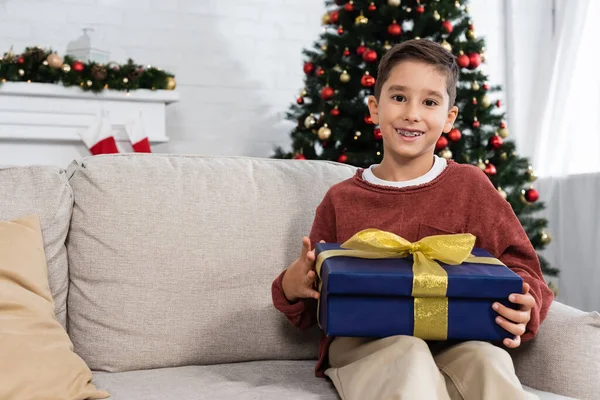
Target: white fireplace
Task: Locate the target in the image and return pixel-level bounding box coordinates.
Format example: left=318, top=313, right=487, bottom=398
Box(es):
left=0, top=82, right=179, bottom=167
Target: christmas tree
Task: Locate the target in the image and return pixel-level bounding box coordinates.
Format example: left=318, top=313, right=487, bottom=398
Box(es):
left=273, top=0, right=558, bottom=279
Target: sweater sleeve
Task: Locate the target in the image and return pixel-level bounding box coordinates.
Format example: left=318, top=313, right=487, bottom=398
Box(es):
left=270, top=191, right=338, bottom=330
left=469, top=169, right=554, bottom=342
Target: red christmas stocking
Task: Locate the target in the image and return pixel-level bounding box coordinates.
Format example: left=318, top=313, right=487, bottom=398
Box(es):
left=125, top=110, right=151, bottom=153
left=79, top=109, right=119, bottom=155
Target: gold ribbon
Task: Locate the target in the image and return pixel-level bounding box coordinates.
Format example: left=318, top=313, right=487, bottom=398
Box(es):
left=315, top=229, right=504, bottom=340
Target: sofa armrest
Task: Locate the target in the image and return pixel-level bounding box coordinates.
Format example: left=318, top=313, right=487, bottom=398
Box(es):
left=509, top=301, right=600, bottom=400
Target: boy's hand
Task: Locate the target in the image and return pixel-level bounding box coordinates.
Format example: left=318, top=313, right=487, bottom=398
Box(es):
left=493, top=282, right=536, bottom=348
left=282, top=237, right=324, bottom=303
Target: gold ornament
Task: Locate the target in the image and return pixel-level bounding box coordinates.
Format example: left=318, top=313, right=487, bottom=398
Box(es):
left=466, top=29, right=476, bottom=40
left=499, top=127, right=509, bottom=138
left=441, top=40, right=452, bottom=52
left=355, top=131, right=362, bottom=137
left=46, top=53, right=63, bottom=68
left=481, top=95, right=491, bottom=107
left=318, top=124, right=332, bottom=140
left=433, top=10, right=441, bottom=20
left=18, top=69, right=25, bottom=76
left=472, top=82, right=480, bottom=91
left=497, top=187, right=508, bottom=200
left=477, top=159, right=486, bottom=170
left=376, top=151, right=381, bottom=156
left=388, top=0, right=401, bottom=6
left=384, top=41, right=392, bottom=51
left=322, top=12, right=330, bottom=25
left=540, top=231, right=552, bottom=245
left=500, top=152, right=508, bottom=160
left=440, top=148, right=453, bottom=160
left=301, top=89, right=308, bottom=97
left=455, top=1, right=461, bottom=7
left=527, top=165, right=537, bottom=182
left=43, top=60, right=49, bottom=66
left=62, top=64, right=71, bottom=72
left=166, top=76, right=176, bottom=90
left=355, top=11, right=368, bottom=25
left=321, top=44, right=328, bottom=51
left=340, top=70, right=351, bottom=83
left=86, top=80, right=93, bottom=87
left=123, top=77, right=129, bottom=84
left=304, top=115, right=316, bottom=129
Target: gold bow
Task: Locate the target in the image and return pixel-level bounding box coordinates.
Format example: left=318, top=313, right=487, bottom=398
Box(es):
left=316, top=229, right=503, bottom=340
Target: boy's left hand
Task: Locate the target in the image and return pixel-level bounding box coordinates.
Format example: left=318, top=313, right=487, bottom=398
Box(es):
left=493, top=282, right=536, bottom=349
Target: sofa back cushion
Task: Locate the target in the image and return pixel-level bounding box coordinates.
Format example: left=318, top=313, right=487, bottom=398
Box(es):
left=0, top=166, right=72, bottom=329
left=66, top=154, right=355, bottom=372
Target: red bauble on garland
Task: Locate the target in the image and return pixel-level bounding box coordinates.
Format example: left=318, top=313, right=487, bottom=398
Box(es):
left=368, top=2, right=377, bottom=12
left=316, top=67, right=325, bottom=77
left=448, top=128, right=462, bottom=142
left=496, top=100, right=502, bottom=108
left=330, top=10, right=340, bottom=24
left=387, top=21, right=402, bottom=36
left=303, top=62, right=314, bottom=74
left=472, top=119, right=481, bottom=128
left=17, top=56, right=25, bottom=64
left=524, top=188, right=539, bottom=203
left=72, top=61, right=85, bottom=72
left=293, top=154, right=306, bottom=160
left=436, top=136, right=448, bottom=151
left=343, top=1, right=354, bottom=12
left=361, top=73, right=376, bottom=87
left=484, top=162, right=497, bottom=176
left=457, top=54, right=470, bottom=68
left=416, top=5, right=425, bottom=13
left=364, top=115, right=373, bottom=124
left=296, top=97, right=304, bottom=105
left=488, top=135, right=503, bottom=150
left=338, top=26, right=345, bottom=34
left=330, top=107, right=340, bottom=116
left=338, top=154, right=348, bottom=163
left=442, top=21, right=453, bottom=33
left=468, top=52, right=482, bottom=69
left=373, top=127, right=383, bottom=140
left=356, top=45, right=367, bottom=56
left=321, top=86, right=335, bottom=100
left=343, top=47, right=350, bottom=57
left=363, top=49, right=377, bottom=63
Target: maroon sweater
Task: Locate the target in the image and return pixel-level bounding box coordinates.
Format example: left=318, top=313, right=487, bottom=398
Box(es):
left=271, top=160, right=554, bottom=377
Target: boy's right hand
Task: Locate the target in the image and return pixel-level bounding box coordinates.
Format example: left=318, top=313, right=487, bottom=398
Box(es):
left=282, top=237, right=323, bottom=303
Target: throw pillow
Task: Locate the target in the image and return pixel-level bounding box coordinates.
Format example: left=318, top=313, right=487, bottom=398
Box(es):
left=0, top=215, right=109, bottom=400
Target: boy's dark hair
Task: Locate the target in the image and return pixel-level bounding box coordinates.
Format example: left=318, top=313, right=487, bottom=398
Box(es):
left=374, top=39, right=459, bottom=108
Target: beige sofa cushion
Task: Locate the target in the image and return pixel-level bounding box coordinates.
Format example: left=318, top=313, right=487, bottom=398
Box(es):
left=0, top=215, right=109, bottom=400
left=66, top=154, right=355, bottom=372
left=0, top=166, right=72, bottom=329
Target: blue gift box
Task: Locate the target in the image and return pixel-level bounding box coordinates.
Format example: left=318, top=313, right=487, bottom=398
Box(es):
left=316, top=243, right=523, bottom=341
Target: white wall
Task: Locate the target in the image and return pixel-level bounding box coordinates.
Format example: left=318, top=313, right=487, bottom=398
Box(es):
left=0, top=0, right=506, bottom=163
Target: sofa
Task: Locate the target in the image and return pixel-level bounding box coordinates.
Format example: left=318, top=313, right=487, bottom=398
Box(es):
left=1, top=153, right=598, bottom=400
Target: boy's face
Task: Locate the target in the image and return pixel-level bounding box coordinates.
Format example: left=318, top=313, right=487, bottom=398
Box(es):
left=368, top=60, right=458, bottom=164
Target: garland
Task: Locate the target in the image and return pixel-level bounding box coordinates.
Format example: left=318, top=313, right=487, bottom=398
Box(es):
left=0, top=46, right=176, bottom=93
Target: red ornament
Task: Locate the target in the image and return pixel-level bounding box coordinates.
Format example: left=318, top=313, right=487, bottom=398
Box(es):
left=343, top=48, right=350, bottom=57
left=457, top=54, right=470, bottom=68
left=330, top=107, right=340, bottom=116
left=356, top=45, right=367, bottom=56
left=338, top=154, right=348, bottom=163
left=472, top=120, right=481, bottom=128
left=343, top=1, right=354, bottom=12
left=448, top=128, right=462, bottom=142
left=316, top=67, right=325, bottom=77
left=293, top=154, right=306, bottom=160
left=442, top=21, right=453, bottom=33
left=296, top=97, right=304, bottom=105
left=303, top=62, right=314, bottom=74
left=363, top=49, right=378, bottom=63
left=368, top=2, right=376, bottom=12
left=468, top=52, right=482, bottom=69
left=500, top=122, right=507, bottom=129
left=373, top=127, right=383, bottom=140
left=387, top=22, right=402, bottom=36
left=524, top=188, right=539, bottom=203
left=488, top=135, right=503, bottom=150
left=483, top=83, right=489, bottom=90
left=416, top=5, right=425, bottom=13
left=496, top=100, right=502, bottom=108
left=17, top=56, right=25, bottom=64
left=472, top=98, right=478, bottom=105
left=484, top=163, right=497, bottom=176
left=330, top=10, right=340, bottom=24
left=361, top=73, right=376, bottom=87
left=436, top=136, right=448, bottom=151
left=364, top=115, right=373, bottom=124
left=72, top=61, right=85, bottom=72
left=338, top=26, right=345, bottom=34
left=321, top=86, right=334, bottom=100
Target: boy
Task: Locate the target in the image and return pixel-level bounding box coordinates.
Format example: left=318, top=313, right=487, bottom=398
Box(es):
left=272, top=39, right=554, bottom=400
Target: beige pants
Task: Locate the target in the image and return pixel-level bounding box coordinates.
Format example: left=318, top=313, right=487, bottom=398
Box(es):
left=325, top=336, right=538, bottom=400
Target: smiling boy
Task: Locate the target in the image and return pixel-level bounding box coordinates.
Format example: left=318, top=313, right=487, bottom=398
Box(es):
left=272, top=39, right=554, bottom=400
